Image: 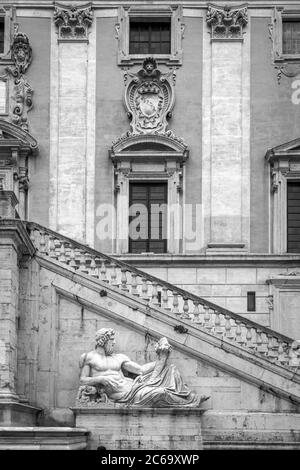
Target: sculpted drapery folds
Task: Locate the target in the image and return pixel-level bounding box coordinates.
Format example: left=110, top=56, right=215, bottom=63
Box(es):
left=76, top=328, right=209, bottom=408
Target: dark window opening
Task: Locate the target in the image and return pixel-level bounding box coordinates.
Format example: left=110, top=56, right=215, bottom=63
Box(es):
left=129, top=182, right=167, bottom=254
left=282, top=20, right=300, bottom=54
left=129, top=18, right=171, bottom=55
left=0, top=17, right=4, bottom=54
left=247, top=292, right=256, bottom=312
left=287, top=181, right=300, bottom=253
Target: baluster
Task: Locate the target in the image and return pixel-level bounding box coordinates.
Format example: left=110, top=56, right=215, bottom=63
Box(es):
left=110, top=262, right=118, bottom=286
left=278, top=342, right=288, bottom=365
left=181, top=298, right=190, bottom=320
left=131, top=273, right=138, bottom=296
left=79, top=252, right=88, bottom=273
left=225, top=315, right=234, bottom=340
left=69, top=247, right=77, bottom=270
left=192, top=301, right=201, bottom=324
left=235, top=320, right=243, bottom=345
left=151, top=282, right=159, bottom=305
left=59, top=241, right=66, bottom=263
left=39, top=232, right=47, bottom=254
left=100, top=259, right=108, bottom=283
left=246, top=327, right=256, bottom=352
left=121, top=268, right=128, bottom=291
left=203, top=306, right=211, bottom=331
left=89, top=258, right=97, bottom=277
left=288, top=342, right=300, bottom=367
left=162, top=287, right=169, bottom=310
left=48, top=236, right=57, bottom=259
left=214, top=311, right=223, bottom=337
left=260, top=332, right=269, bottom=356
left=256, top=329, right=263, bottom=353
left=141, top=278, right=149, bottom=301
left=172, top=293, right=179, bottom=315
left=267, top=335, right=277, bottom=360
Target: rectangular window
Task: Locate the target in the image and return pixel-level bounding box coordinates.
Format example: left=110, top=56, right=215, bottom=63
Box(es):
left=129, top=182, right=167, bottom=254
left=0, top=17, right=4, bottom=54
left=129, top=18, right=171, bottom=55
left=287, top=181, right=300, bottom=253
left=247, top=292, right=256, bottom=312
left=282, top=20, right=300, bottom=54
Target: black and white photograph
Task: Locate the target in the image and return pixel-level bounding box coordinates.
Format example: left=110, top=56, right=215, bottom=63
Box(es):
left=0, top=0, right=299, bottom=453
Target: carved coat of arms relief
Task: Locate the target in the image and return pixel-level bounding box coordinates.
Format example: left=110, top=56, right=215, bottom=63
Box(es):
left=124, top=57, right=175, bottom=135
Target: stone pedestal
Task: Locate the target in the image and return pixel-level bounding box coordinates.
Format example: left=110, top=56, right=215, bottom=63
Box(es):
left=72, top=406, right=204, bottom=450
left=0, top=402, right=41, bottom=426
left=0, top=219, right=35, bottom=420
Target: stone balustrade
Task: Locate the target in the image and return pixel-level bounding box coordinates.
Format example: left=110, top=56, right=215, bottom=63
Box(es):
left=26, top=221, right=300, bottom=370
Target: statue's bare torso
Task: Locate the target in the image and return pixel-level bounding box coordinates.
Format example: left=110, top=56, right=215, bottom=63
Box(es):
left=81, top=350, right=140, bottom=400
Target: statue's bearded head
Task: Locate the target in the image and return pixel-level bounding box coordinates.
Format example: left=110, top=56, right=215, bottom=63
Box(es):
left=95, top=328, right=115, bottom=356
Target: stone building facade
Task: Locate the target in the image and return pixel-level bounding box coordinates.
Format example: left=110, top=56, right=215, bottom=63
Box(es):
left=0, top=0, right=300, bottom=449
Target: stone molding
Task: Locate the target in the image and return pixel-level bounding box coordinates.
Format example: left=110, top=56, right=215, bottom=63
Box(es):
left=116, top=5, right=184, bottom=67
left=269, top=7, right=300, bottom=84
left=206, top=3, right=248, bottom=41
left=53, top=2, right=93, bottom=42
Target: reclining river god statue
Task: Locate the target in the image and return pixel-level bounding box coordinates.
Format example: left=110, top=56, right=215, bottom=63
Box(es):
left=76, top=328, right=209, bottom=408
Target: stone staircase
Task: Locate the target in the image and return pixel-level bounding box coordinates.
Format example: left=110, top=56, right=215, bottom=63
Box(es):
left=26, top=221, right=300, bottom=373
left=1, top=218, right=300, bottom=449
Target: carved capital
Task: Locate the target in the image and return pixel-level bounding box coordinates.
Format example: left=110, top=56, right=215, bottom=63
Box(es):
left=206, top=3, right=248, bottom=41
left=54, top=2, right=93, bottom=41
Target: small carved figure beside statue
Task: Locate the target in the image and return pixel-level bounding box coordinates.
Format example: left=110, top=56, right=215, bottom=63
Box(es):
left=76, top=328, right=209, bottom=408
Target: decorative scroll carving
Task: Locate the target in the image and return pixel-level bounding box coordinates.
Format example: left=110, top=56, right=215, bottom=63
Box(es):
left=123, top=57, right=176, bottom=136
left=6, top=30, right=33, bottom=131
left=54, top=2, right=93, bottom=41
left=77, top=328, right=209, bottom=408
left=206, top=3, right=248, bottom=40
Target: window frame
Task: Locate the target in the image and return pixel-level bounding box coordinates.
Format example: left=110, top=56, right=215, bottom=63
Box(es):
left=271, top=8, right=300, bottom=63
left=0, top=6, right=15, bottom=63
left=266, top=140, right=300, bottom=254
left=116, top=5, right=184, bottom=67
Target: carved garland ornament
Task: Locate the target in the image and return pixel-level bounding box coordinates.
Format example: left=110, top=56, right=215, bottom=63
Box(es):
left=6, top=30, right=33, bottom=132
left=54, top=2, right=93, bottom=40
left=206, top=4, right=248, bottom=40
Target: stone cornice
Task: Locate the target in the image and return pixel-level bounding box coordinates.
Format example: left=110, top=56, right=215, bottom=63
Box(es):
left=0, top=218, right=35, bottom=257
